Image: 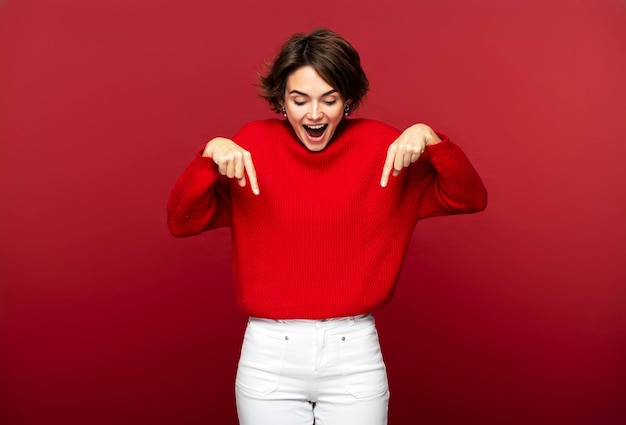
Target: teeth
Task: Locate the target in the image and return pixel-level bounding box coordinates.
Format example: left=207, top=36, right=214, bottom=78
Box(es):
left=306, top=125, right=325, bottom=129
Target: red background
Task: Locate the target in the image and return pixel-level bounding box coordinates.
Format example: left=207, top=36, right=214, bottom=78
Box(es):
left=1, top=0, right=625, bottom=423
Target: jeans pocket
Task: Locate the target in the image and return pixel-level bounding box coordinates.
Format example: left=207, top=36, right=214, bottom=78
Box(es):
left=236, top=324, right=289, bottom=397
left=340, top=327, right=389, bottom=398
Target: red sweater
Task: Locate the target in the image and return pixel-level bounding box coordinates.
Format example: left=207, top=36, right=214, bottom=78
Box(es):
left=167, top=118, right=487, bottom=319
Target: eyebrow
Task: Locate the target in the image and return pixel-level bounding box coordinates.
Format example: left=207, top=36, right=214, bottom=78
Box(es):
left=288, top=89, right=338, bottom=97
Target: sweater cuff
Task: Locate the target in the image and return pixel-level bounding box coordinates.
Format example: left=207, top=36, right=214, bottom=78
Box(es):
left=186, top=148, right=220, bottom=179
left=425, top=132, right=455, bottom=158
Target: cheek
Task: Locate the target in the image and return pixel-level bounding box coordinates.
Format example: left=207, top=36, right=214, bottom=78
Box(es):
left=332, top=104, right=345, bottom=119
left=286, top=114, right=300, bottom=129
left=285, top=107, right=303, bottom=122
left=286, top=114, right=304, bottom=136
left=330, top=110, right=344, bottom=125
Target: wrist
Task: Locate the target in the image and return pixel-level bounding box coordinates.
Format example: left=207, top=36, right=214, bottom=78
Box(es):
left=202, top=137, right=222, bottom=157
left=426, top=127, right=442, bottom=146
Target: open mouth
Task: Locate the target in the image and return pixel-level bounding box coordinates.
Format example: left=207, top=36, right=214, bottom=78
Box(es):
left=303, top=124, right=328, bottom=139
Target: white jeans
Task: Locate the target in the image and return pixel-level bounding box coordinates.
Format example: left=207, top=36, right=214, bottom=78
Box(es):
left=235, top=314, right=389, bottom=425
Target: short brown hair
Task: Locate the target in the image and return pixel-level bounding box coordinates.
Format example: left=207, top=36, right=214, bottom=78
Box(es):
left=258, top=28, right=369, bottom=114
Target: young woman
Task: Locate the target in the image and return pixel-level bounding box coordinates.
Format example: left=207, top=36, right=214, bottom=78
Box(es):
left=167, top=28, right=487, bottom=425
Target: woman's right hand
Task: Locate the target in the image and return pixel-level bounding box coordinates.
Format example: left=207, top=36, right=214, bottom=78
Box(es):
left=202, top=137, right=259, bottom=195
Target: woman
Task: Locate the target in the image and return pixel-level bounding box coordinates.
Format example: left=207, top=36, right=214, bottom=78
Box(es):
left=168, top=28, right=487, bottom=425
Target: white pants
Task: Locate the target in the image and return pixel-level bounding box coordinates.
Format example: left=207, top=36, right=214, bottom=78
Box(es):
left=235, top=314, right=389, bottom=425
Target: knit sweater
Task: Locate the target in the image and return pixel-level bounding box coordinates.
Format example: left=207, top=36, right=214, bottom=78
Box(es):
left=167, top=118, right=487, bottom=319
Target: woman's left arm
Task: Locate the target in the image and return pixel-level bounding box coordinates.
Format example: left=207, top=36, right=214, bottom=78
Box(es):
left=381, top=123, right=488, bottom=217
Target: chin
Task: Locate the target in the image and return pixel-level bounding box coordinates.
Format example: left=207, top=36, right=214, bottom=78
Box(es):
left=304, top=143, right=328, bottom=152
left=299, top=136, right=331, bottom=152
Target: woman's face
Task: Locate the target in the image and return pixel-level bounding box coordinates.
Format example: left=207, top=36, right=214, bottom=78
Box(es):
left=283, top=66, right=347, bottom=152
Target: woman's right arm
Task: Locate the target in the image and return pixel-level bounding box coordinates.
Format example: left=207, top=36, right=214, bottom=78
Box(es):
left=166, top=137, right=258, bottom=237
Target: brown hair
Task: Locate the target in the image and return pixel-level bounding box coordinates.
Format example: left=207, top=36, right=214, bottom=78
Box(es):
left=258, top=28, right=369, bottom=114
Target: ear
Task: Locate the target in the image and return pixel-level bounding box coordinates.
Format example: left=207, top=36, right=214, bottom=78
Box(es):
left=343, top=102, right=351, bottom=116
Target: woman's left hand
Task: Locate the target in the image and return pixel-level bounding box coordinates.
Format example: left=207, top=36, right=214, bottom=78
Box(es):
left=380, top=123, right=442, bottom=187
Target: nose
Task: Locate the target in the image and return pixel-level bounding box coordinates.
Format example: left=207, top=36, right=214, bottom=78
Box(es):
left=308, top=102, right=323, bottom=121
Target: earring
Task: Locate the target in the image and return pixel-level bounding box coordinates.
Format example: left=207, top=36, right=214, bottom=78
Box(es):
left=344, top=104, right=350, bottom=117
left=282, top=105, right=287, bottom=118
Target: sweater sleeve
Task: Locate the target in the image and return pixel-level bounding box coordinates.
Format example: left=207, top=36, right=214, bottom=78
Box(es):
left=413, top=133, right=488, bottom=219
left=166, top=151, right=232, bottom=237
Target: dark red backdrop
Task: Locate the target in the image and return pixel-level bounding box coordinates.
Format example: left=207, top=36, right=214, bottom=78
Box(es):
left=2, top=0, right=625, bottom=424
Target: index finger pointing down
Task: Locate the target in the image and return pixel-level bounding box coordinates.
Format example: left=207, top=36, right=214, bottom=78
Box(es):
left=380, top=146, right=397, bottom=187
left=243, top=152, right=259, bottom=195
